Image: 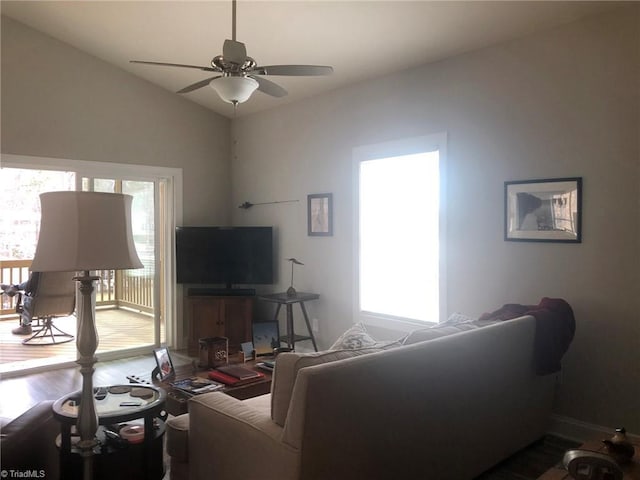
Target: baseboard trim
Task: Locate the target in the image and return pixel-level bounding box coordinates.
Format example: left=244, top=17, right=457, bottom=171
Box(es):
left=548, top=414, right=640, bottom=443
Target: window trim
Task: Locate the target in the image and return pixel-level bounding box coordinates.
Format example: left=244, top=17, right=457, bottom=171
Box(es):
left=352, top=133, right=447, bottom=331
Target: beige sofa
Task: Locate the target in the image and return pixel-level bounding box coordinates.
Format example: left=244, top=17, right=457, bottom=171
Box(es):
left=167, top=315, right=559, bottom=480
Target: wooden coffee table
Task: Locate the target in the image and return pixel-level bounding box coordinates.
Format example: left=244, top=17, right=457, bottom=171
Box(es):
left=156, top=358, right=273, bottom=416
left=538, top=439, right=639, bottom=479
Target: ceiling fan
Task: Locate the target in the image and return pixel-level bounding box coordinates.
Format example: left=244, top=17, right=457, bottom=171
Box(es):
left=130, top=0, right=333, bottom=106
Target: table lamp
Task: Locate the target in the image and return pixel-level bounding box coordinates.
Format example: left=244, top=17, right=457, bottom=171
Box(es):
left=30, top=191, right=143, bottom=480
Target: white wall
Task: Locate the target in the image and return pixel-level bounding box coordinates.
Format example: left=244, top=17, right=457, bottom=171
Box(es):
left=232, top=6, right=640, bottom=432
left=1, top=15, right=231, bottom=226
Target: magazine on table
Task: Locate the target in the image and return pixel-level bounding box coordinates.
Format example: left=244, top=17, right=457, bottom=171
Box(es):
left=256, top=359, right=276, bottom=372
left=171, top=377, right=224, bottom=395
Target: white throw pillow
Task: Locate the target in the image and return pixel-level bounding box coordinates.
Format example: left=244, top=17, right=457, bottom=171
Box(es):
left=444, top=312, right=477, bottom=324
left=328, top=322, right=378, bottom=350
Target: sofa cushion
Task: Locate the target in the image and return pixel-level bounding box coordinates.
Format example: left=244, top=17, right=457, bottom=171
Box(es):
left=271, top=347, right=385, bottom=426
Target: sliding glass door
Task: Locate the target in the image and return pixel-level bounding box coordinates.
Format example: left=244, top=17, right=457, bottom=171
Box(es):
left=83, top=177, right=166, bottom=356
left=0, top=154, right=181, bottom=375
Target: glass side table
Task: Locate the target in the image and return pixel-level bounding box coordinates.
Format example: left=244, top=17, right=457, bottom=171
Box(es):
left=52, top=384, right=167, bottom=480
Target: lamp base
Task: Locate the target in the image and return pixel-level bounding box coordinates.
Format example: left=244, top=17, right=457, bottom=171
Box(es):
left=286, top=286, right=297, bottom=297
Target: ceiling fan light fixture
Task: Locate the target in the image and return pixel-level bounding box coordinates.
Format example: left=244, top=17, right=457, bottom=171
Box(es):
left=210, top=76, right=258, bottom=104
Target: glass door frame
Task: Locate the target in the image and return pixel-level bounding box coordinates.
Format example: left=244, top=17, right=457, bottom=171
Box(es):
left=1, top=154, right=183, bottom=361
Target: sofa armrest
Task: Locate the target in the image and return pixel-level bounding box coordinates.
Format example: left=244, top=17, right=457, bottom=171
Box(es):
left=0, top=401, right=59, bottom=480
left=188, top=392, right=300, bottom=480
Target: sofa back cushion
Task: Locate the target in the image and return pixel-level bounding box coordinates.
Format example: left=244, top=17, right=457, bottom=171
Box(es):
left=271, top=348, right=384, bottom=426
left=402, top=322, right=493, bottom=345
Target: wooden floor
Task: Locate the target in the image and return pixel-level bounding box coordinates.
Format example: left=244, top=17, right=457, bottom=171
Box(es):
left=0, top=308, right=161, bottom=374
left=0, top=351, right=193, bottom=420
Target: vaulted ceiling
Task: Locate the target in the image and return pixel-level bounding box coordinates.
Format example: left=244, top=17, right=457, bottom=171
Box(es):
left=1, top=1, right=619, bottom=118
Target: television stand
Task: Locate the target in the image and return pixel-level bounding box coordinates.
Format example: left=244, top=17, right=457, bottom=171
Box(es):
left=188, top=288, right=256, bottom=297
left=185, top=293, right=254, bottom=357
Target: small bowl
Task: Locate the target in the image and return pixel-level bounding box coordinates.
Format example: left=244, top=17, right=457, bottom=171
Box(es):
left=120, top=425, right=145, bottom=444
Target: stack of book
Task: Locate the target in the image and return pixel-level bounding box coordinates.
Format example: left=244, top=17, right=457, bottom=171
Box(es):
left=208, top=364, right=265, bottom=386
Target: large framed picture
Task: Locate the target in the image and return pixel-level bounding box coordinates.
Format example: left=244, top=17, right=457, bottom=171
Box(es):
left=504, top=177, right=582, bottom=243
left=308, top=193, right=333, bottom=236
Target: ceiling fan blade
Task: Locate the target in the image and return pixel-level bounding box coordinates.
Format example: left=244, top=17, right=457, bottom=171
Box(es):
left=130, top=60, right=218, bottom=72
left=177, top=76, right=221, bottom=94
left=250, top=75, right=288, bottom=98
left=223, top=39, right=247, bottom=64
left=254, top=65, right=333, bottom=76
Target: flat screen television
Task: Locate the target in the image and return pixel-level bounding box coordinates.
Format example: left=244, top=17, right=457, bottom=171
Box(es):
left=175, top=226, right=273, bottom=288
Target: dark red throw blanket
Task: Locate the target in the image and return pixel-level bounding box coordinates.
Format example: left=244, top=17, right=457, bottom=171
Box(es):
left=479, top=298, right=576, bottom=375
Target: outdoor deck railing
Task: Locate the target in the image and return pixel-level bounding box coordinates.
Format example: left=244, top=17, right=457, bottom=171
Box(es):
left=0, top=259, right=153, bottom=316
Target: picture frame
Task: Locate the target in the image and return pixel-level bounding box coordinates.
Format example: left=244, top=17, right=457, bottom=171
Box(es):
left=252, top=321, right=280, bottom=356
left=308, top=193, right=333, bottom=236
left=240, top=341, right=255, bottom=362
left=504, top=177, right=582, bottom=243
left=153, top=346, right=175, bottom=381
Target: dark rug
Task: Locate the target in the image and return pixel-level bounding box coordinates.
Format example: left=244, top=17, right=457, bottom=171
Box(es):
left=475, top=435, right=580, bottom=480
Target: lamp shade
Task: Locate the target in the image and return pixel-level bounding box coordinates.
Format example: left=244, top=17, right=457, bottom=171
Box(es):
left=210, top=76, right=259, bottom=104
left=30, top=191, right=143, bottom=272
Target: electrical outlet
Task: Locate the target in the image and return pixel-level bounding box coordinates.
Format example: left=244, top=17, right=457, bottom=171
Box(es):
left=312, top=318, right=319, bottom=332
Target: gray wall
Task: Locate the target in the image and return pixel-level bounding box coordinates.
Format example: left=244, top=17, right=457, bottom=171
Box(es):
left=1, top=15, right=231, bottom=226
left=231, top=6, right=640, bottom=432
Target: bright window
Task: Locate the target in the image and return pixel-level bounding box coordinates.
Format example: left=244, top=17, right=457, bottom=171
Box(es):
left=354, top=134, right=446, bottom=325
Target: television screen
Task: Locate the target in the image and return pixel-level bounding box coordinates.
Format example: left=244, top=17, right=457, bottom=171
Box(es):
left=176, top=226, right=273, bottom=286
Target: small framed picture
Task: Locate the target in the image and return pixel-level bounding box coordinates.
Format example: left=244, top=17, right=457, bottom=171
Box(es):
left=240, top=341, right=255, bottom=362
left=308, top=193, right=333, bottom=236
left=252, top=321, right=280, bottom=356
left=153, top=346, right=175, bottom=381
left=504, top=177, right=582, bottom=243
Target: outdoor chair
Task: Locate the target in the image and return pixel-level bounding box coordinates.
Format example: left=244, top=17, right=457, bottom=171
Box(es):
left=17, top=271, right=76, bottom=345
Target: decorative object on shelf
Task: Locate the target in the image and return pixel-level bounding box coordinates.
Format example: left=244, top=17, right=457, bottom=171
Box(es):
left=198, top=337, right=229, bottom=368
left=504, top=177, right=582, bottom=243
left=602, top=427, right=635, bottom=464
left=238, top=199, right=298, bottom=209
left=308, top=193, right=333, bottom=236
left=286, top=258, right=304, bottom=297
left=563, top=449, right=623, bottom=480
left=30, top=191, right=143, bottom=480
